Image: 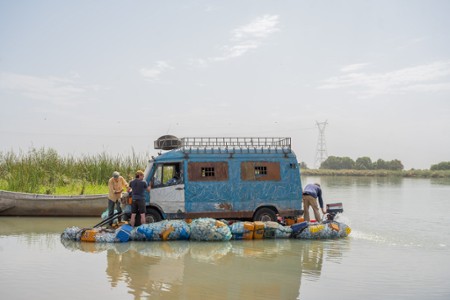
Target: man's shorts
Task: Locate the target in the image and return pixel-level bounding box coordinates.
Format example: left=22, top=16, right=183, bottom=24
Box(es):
left=131, top=198, right=146, bottom=214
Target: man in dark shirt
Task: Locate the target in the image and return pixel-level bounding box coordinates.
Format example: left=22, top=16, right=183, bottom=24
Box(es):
left=129, top=170, right=150, bottom=226
left=302, top=183, right=326, bottom=222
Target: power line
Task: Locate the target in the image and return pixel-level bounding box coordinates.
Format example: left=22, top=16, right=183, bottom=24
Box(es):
left=314, top=120, right=328, bottom=168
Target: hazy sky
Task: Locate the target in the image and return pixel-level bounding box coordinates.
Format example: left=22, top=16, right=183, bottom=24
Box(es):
left=1, top=0, right=449, bottom=169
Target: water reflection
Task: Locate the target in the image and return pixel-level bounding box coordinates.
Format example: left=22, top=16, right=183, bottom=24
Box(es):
left=430, top=177, right=450, bottom=186
left=3, top=176, right=450, bottom=299
left=300, top=240, right=324, bottom=280
left=61, top=239, right=348, bottom=299
left=303, top=175, right=403, bottom=189
left=0, top=216, right=101, bottom=235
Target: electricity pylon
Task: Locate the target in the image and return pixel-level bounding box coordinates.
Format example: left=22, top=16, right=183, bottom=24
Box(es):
left=314, top=120, right=328, bottom=169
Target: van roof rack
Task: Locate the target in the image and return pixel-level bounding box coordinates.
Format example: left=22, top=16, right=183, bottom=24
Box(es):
left=180, top=137, right=291, bottom=154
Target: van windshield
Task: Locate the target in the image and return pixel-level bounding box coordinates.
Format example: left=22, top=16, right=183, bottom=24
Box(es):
left=152, top=163, right=183, bottom=188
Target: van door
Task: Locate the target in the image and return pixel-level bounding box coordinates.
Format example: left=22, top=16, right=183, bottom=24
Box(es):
left=150, top=162, right=185, bottom=217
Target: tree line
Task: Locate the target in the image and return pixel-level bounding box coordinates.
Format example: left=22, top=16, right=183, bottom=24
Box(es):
left=318, top=156, right=404, bottom=170
left=300, top=156, right=450, bottom=171
left=430, top=161, right=450, bottom=170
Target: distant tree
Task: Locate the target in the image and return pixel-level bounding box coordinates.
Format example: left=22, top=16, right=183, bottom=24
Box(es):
left=374, top=159, right=387, bottom=170
left=372, top=158, right=404, bottom=170
left=430, top=161, right=450, bottom=170
left=320, top=156, right=341, bottom=169
left=387, top=159, right=404, bottom=170
left=355, top=157, right=373, bottom=170
left=320, top=156, right=355, bottom=170
left=341, top=157, right=355, bottom=169
left=300, top=161, right=308, bottom=169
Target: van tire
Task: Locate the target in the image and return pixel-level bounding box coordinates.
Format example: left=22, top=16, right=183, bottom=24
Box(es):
left=253, top=208, right=277, bottom=222
left=145, top=208, right=162, bottom=223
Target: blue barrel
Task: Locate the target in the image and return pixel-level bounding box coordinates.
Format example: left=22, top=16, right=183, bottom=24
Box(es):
left=116, top=224, right=133, bottom=242
left=291, top=221, right=308, bottom=236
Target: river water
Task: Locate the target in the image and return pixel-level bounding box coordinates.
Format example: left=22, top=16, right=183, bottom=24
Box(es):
left=0, top=176, right=449, bottom=300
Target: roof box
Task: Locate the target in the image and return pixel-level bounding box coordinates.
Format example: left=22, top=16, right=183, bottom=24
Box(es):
left=154, top=135, right=182, bottom=150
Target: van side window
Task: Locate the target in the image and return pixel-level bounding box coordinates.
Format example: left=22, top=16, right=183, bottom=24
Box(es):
left=241, top=162, right=281, bottom=181
left=188, top=162, right=228, bottom=181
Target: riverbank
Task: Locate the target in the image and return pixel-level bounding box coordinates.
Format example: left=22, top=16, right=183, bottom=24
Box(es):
left=301, top=169, right=450, bottom=178
left=0, top=147, right=146, bottom=195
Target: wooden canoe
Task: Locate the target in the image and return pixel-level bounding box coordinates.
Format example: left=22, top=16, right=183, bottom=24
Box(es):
left=0, top=190, right=107, bottom=216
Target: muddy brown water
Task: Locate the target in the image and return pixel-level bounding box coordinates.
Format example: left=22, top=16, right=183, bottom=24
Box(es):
left=1, top=176, right=449, bottom=299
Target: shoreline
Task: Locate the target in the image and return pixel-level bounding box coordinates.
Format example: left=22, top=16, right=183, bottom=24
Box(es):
left=301, top=169, right=450, bottom=178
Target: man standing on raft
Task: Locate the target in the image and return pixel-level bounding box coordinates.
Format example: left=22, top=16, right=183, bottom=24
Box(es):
left=302, top=183, right=326, bottom=222
left=129, top=170, right=150, bottom=226
left=107, top=171, right=128, bottom=227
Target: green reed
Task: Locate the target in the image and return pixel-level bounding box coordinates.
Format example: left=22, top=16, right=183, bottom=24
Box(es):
left=0, top=147, right=149, bottom=194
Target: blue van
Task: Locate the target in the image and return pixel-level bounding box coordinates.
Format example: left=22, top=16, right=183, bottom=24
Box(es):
left=137, top=136, right=303, bottom=223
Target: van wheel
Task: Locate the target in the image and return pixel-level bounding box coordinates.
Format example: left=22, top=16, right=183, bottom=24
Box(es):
left=254, top=208, right=277, bottom=222
left=146, top=208, right=162, bottom=223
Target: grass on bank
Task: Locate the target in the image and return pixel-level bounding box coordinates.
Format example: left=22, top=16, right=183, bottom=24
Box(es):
left=0, top=148, right=149, bottom=195
left=0, top=178, right=108, bottom=195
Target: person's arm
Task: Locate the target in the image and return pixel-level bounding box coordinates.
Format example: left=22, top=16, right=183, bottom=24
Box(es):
left=121, top=177, right=129, bottom=190
left=317, top=188, right=326, bottom=213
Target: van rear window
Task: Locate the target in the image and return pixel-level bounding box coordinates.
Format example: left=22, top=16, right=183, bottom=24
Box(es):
left=241, top=162, right=281, bottom=181
left=188, top=162, right=228, bottom=181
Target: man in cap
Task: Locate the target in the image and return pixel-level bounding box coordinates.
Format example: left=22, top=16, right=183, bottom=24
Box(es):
left=302, top=183, right=326, bottom=222
left=107, top=171, right=129, bottom=227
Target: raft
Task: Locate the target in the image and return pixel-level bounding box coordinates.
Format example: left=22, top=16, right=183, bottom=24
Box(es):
left=61, top=218, right=351, bottom=243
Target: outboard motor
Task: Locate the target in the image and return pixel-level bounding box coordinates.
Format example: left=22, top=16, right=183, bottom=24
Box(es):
left=325, top=202, right=344, bottom=221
